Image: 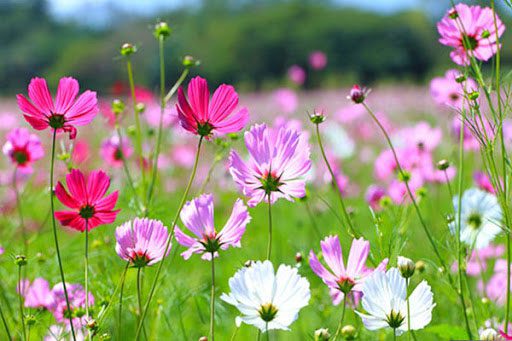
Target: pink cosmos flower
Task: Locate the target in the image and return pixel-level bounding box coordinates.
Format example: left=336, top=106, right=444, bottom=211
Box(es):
left=71, top=140, right=90, bottom=165
left=287, top=65, right=306, bottom=85
left=438, top=3, right=505, bottom=65
left=396, top=122, right=442, bottom=152
left=309, top=235, right=388, bottom=305
left=54, top=169, right=119, bottom=232
left=115, top=218, right=170, bottom=267
left=480, top=259, right=511, bottom=305
left=20, top=278, right=54, bottom=309
left=176, top=76, right=249, bottom=138
left=273, top=88, right=298, bottom=114
left=452, top=244, right=504, bottom=277
left=2, top=127, right=44, bottom=173
left=144, top=103, right=178, bottom=128
left=229, top=123, right=311, bottom=207
left=100, top=135, right=133, bottom=168
left=365, top=185, right=386, bottom=211
left=17, top=77, right=99, bottom=139
left=474, top=171, right=496, bottom=194
left=430, top=69, right=478, bottom=109
left=175, top=194, right=251, bottom=260
left=309, top=51, right=328, bottom=70
left=49, top=282, right=94, bottom=326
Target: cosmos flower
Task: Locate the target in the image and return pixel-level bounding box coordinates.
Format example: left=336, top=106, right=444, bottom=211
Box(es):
left=54, top=169, right=120, bottom=232
left=176, top=76, right=249, bottom=138
left=115, top=218, right=170, bottom=267
left=287, top=65, right=306, bottom=85
left=49, top=282, right=94, bottom=327
left=450, top=188, right=502, bottom=249
left=430, top=69, right=478, bottom=109
left=309, top=235, right=388, bottom=305
left=143, top=103, right=178, bottom=128
left=309, top=51, right=328, bottom=70
left=221, top=260, right=310, bottom=332
left=2, top=127, right=44, bottom=173
left=44, top=324, right=85, bottom=341
left=437, top=3, right=505, bottom=65
left=356, top=268, right=435, bottom=335
left=452, top=244, right=504, bottom=277
left=474, top=171, right=498, bottom=194
left=17, top=77, right=99, bottom=139
left=174, top=194, right=251, bottom=260
left=100, top=135, right=133, bottom=168
left=480, top=259, right=511, bottom=306
left=20, top=278, right=54, bottom=309
left=273, top=88, right=298, bottom=114
left=229, top=123, right=311, bottom=207
left=365, top=185, right=386, bottom=211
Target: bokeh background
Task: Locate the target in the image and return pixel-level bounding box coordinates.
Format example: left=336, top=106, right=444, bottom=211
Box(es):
left=2, top=0, right=512, bottom=95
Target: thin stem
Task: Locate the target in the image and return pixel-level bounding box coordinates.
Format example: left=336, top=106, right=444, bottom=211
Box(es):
left=136, top=268, right=148, bottom=340
left=98, top=262, right=129, bottom=326
left=115, top=125, right=141, bottom=207
left=17, top=266, right=26, bottom=341
left=116, top=263, right=129, bottom=338
left=0, top=303, right=11, bottom=340
left=333, top=296, right=347, bottom=340
left=315, top=124, right=357, bottom=237
left=230, top=326, right=239, bottom=341
left=126, top=58, right=147, bottom=211
left=164, top=69, right=190, bottom=104
left=362, top=103, right=453, bottom=284
left=266, top=193, right=273, bottom=260
left=406, top=278, right=411, bottom=340
left=49, top=131, right=76, bottom=340
left=393, top=329, right=397, bottom=341
left=210, top=252, right=215, bottom=341
left=84, top=220, right=91, bottom=341
left=135, top=137, right=203, bottom=340
left=13, top=167, right=27, bottom=254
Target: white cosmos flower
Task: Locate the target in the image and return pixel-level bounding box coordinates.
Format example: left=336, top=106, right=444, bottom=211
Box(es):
left=220, top=260, right=310, bottom=332
left=356, top=268, right=435, bottom=336
left=450, top=188, right=502, bottom=249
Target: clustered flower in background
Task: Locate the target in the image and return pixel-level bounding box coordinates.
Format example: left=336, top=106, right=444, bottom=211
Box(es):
left=1, top=1, right=512, bottom=340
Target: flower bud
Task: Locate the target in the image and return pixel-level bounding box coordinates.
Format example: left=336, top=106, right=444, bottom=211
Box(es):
left=36, top=252, right=46, bottom=263
left=448, top=8, right=458, bottom=19
left=314, top=328, right=330, bottom=341
left=397, top=256, right=415, bottom=278
left=127, top=125, right=137, bottom=136
left=436, top=159, right=450, bottom=171
left=480, top=329, right=498, bottom=341
left=154, top=21, right=171, bottom=39
left=15, top=255, right=27, bottom=267
left=481, top=297, right=490, bottom=305
left=112, top=99, right=125, bottom=115
left=348, top=85, right=368, bottom=104
left=468, top=91, right=479, bottom=101
left=135, top=102, right=146, bottom=114
left=295, top=252, right=303, bottom=263
left=481, top=30, right=490, bottom=39
left=199, top=337, right=208, bottom=341
left=455, top=74, right=466, bottom=83
left=120, top=43, right=137, bottom=56
left=26, top=314, right=36, bottom=326
left=415, top=260, right=426, bottom=273
left=86, top=318, right=98, bottom=331
left=309, top=108, right=326, bottom=124
left=183, top=55, right=200, bottom=68
left=341, top=325, right=357, bottom=340
left=398, top=170, right=411, bottom=182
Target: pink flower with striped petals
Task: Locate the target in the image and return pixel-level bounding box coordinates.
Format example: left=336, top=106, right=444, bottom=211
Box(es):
left=2, top=127, right=44, bottom=173
left=17, top=77, right=99, bottom=139
left=176, top=76, right=249, bottom=138
left=54, top=169, right=119, bottom=232
left=174, top=194, right=251, bottom=260
left=309, top=235, right=388, bottom=305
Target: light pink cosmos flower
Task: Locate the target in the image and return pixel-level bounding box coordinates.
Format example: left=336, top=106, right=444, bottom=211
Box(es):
left=49, top=282, right=94, bottom=327
left=438, top=3, right=505, bottom=65
left=395, top=122, right=442, bottom=152
left=17, top=77, right=99, bottom=139
left=452, top=244, right=504, bottom=277
left=430, top=69, right=478, bottom=109
left=115, top=218, right=170, bottom=267
left=2, top=127, right=44, bottom=173
left=309, top=235, right=388, bottom=305
left=273, top=88, right=298, bottom=114
left=287, top=65, right=306, bottom=85
left=54, top=169, right=119, bottom=232
left=309, top=50, right=328, bottom=70
left=229, top=123, right=311, bottom=207
left=480, top=259, right=511, bottom=306
left=100, top=135, right=133, bottom=168
left=176, top=76, right=249, bottom=138
left=174, top=194, right=251, bottom=260
left=144, top=103, right=178, bottom=128
left=19, top=278, right=54, bottom=309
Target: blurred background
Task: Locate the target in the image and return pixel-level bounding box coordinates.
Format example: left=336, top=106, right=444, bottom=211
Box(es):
left=1, top=0, right=511, bottom=95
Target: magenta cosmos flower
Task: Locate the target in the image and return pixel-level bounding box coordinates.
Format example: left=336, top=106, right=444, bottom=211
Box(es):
left=438, top=3, right=505, bottom=65
left=17, top=77, right=99, bottom=139
left=309, top=235, right=388, bottom=305
left=229, top=123, right=311, bottom=207
left=115, top=218, right=170, bottom=267
left=175, top=193, right=251, bottom=260
left=176, top=76, right=249, bottom=138
left=54, top=169, right=119, bottom=232
left=100, top=135, right=133, bottom=168
left=2, top=127, right=44, bottom=173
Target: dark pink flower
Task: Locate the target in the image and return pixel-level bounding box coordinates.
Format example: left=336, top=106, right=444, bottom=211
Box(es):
left=348, top=85, right=369, bottom=104
left=17, top=77, right=99, bottom=139
left=71, top=139, right=90, bottom=165
left=365, top=185, right=386, bottom=211
left=438, top=3, right=505, bottom=65
left=2, top=127, right=44, bottom=173
left=54, top=169, right=119, bottom=232
left=176, top=76, right=249, bottom=138
left=100, top=135, right=133, bottom=168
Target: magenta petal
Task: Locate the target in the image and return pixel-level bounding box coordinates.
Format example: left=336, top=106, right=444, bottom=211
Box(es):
left=187, top=76, right=210, bottom=122
left=54, top=77, right=79, bottom=114
left=27, top=77, right=54, bottom=116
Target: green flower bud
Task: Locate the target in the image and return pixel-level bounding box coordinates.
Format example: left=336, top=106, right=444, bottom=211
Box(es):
left=120, top=43, right=137, bottom=56
left=26, top=315, right=36, bottom=326
left=135, top=102, right=146, bottom=114
left=341, top=325, right=357, bottom=340
left=481, top=30, right=491, bottom=39
left=455, top=74, right=466, bottom=83
left=127, top=125, right=137, bottom=136
left=314, top=327, right=331, bottom=341
left=182, top=55, right=200, bottom=68
left=112, top=99, right=125, bottom=115
left=436, top=159, right=450, bottom=171
left=309, top=109, right=326, bottom=125
left=415, top=260, right=426, bottom=273
left=468, top=91, right=479, bottom=101
left=154, top=21, right=171, bottom=39
left=15, top=255, right=27, bottom=267
left=397, top=256, right=415, bottom=278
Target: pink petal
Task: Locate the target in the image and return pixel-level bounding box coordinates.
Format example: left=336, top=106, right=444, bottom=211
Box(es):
left=187, top=76, right=209, bottom=122
left=209, top=84, right=239, bottom=123
left=86, top=170, right=110, bottom=203
left=55, top=182, right=80, bottom=209
left=65, top=90, right=98, bottom=126
left=54, top=77, right=79, bottom=114
left=27, top=78, right=54, bottom=116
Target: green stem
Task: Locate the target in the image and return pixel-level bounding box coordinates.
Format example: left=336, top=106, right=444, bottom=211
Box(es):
left=84, top=220, right=91, bottom=341
left=136, top=268, right=148, bottom=340
left=393, top=329, right=397, bottom=341
left=314, top=124, right=357, bottom=237
left=362, top=103, right=453, bottom=284
left=116, top=263, right=129, bottom=338
left=115, top=125, right=141, bottom=208
left=49, top=130, right=76, bottom=340
left=266, top=193, right=273, bottom=260
left=13, top=167, right=27, bottom=255
left=17, top=265, right=26, bottom=341
left=333, top=296, right=346, bottom=340
left=0, top=303, right=11, bottom=340
left=163, top=69, right=190, bottom=104
left=126, top=58, right=147, bottom=211
left=230, top=326, right=239, bottom=341
left=135, top=137, right=203, bottom=340
left=97, top=262, right=129, bottom=326
left=406, top=278, right=411, bottom=340
left=210, top=252, right=215, bottom=341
